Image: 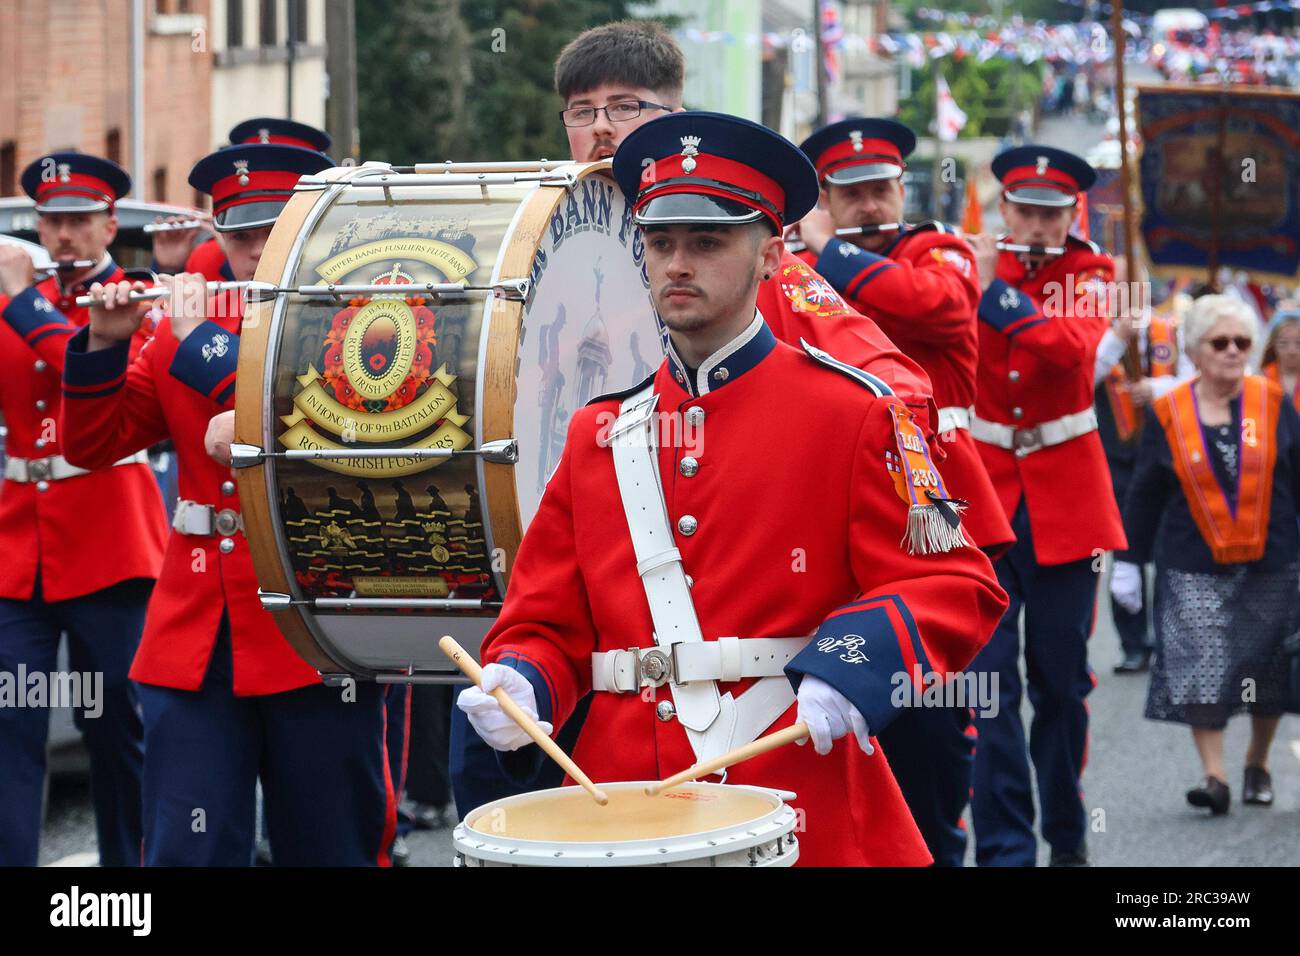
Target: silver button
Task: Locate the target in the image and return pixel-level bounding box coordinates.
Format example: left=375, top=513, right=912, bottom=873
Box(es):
left=677, top=515, right=698, bottom=536
left=680, top=456, right=699, bottom=477
left=713, top=367, right=729, bottom=381
left=33, top=359, right=47, bottom=373
left=219, top=538, right=235, bottom=554
left=221, top=480, right=236, bottom=496
left=1008, top=370, right=1020, bottom=382
left=34, top=400, right=47, bottom=411
left=675, top=371, right=685, bottom=384
left=1012, top=407, right=1024, bottom=420
left=685, top=406, right=705, bottom=427
left=656, top=700, right=676, bottom=721
left=35, top=480, right=49, bottom=493
left=33, top=438, right=46, bottom=450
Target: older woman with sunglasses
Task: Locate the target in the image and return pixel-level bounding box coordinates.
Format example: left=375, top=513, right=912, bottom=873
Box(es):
left=1120, top=294, right=1300, bottom=814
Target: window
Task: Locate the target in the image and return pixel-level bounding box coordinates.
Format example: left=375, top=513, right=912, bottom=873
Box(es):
left=105, top=128, right=122, bottom=165
left=259, top=0, right=277, bottom=47
left=153, top=167, right=167, bottom=203
left=227, top=0, right=244, bottom=48
left=1, top=143, right=15, bottom=198
left=289, top=0, right=307, bottom=44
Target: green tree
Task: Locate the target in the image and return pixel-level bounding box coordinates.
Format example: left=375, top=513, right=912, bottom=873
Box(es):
left=356, top=0, right=470, bottom=164
left=358, top=0, right=655, bottom=163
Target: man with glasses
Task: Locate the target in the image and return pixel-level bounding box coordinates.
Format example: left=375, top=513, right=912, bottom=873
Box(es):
left=963, top=146, right=1126, bottom=866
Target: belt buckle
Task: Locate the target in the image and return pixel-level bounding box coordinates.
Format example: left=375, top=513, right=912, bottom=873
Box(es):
left=636, top=647, right=673, bottom=689
left=213, top=508, right=241, bottom=536
left=1013, top=425, right=1042, bottom=458
left=27, top=458, right=51, bottom=482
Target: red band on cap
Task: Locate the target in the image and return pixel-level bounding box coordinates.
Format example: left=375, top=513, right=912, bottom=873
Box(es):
left=814, top=137, right=904, bottom=181
left=210, top=169, right=306, bottom=211
left=238, top=133, right=320, bottom=150
left=638, top=152, right=785, bottom=227
left=1001, top=163, right=1078, bottom=195
left=35, top=172, right=115, bottom=206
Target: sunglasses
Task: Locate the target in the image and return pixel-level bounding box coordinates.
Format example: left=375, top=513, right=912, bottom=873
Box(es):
left=1208, top=335, right=1252, bottom=353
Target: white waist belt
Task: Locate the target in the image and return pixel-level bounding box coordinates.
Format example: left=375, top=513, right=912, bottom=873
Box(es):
left=971, top=408, right=1098, bottom=458
left=592, top=636, right=809, bottom=694
left=936, top=406, right=972, bottom=434
left=4, top=450, right=149, bottom=483
left=173, top=499, right=244, bottom=536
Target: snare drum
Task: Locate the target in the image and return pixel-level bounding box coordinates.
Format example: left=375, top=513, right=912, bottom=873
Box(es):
left=233, top=161, right=664, bottom=679
left=454, top=782, right=800, bottom=867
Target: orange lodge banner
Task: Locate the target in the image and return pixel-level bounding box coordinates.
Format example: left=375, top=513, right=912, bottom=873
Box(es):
left=1154, top=376, right=1282, bottom=564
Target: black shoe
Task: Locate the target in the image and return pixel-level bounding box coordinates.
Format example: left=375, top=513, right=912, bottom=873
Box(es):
left=1049, top=843, right=1089, bottom=866
left=1243, top=767, right=1273, bottom=806
left=1113, top=650, right=1151, bottom=674
left=390, top=836, right=411, bottom=867
left=1186, top=776, right=1231, bottom=815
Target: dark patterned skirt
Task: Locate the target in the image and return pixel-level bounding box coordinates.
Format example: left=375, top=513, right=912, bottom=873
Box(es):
left=1145, top=562, right=1298, bottom=728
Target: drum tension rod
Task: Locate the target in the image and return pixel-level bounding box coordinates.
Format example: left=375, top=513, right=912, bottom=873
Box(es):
left=241, top=279, right=530, bottom=303
left=230, top=438, right=519, bottom=469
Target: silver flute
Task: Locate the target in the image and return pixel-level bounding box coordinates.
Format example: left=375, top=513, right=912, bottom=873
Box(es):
left=141, top=219, right=205, bottom=234
left=33, top=258, right=98, bottom=278
left=785, top=222, right=905, bottom=253
left=995, top=240, right=1065, bottom=256
left=75, top=280, right=249, bottom=308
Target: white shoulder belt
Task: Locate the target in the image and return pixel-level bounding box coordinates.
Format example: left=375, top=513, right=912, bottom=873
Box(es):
left=601, top=385, right=802, bottom=764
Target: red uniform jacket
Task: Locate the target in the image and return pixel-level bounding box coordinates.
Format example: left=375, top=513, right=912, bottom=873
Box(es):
left=798, top=225, right=1014, bottom=553
left=480, top=320, right=1008, bottom=866
left=60, top=296, right=319, bottom=695
left=758, top=250, right=936, bottom=430
left=0, top=261, right=167, bottom=601
left=974, top=237, right=1126, bottom=564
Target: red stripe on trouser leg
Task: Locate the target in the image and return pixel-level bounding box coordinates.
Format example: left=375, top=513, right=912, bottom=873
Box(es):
left=376, top=702, right=398, bottom=867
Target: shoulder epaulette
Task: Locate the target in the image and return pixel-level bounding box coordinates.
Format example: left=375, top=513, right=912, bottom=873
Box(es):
left=585, top=371, right=657, bottom=407
left=1066, top=234, right=1103, bottom=256
left=799, top=338, right=893, bottom=397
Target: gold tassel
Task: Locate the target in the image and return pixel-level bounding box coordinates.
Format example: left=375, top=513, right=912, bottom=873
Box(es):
left=902, top=503, right=969, bottom=555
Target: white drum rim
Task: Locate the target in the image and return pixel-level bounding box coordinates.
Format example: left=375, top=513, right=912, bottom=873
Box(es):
left=453, top=781, right=799, bottom=867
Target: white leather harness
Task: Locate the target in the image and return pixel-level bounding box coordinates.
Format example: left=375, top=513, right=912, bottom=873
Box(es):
left=600, top=384, right=803, bottom=764
left=936, top=405, right=972, bottom=434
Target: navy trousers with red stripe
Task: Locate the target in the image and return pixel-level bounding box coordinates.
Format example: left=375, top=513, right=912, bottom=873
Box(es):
left=875, top=704, right=975, bottom=866
left=969, top=502, right=1097, bottom=866
left=137, top=614, right=395, bottom=866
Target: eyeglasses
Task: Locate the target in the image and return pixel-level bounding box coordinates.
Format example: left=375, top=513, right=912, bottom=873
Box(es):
left=559, top=100, right=672, bottom=128
left=1207, top=335, right=1253, bottom=352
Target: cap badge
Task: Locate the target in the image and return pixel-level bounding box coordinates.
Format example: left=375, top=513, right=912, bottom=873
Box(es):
left=850, top=130, right=864, bottom=153
left=57, top=163, right=71, bottom=183
left=680, top=135, right=702, bottom=174
left=234, top=159, right=251, bottom=186
left=258, top=128, right=271, bottom=143
left=1036, top=155, right=1049, bottom=176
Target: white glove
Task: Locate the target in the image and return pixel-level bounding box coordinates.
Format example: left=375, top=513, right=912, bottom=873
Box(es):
left=1110, top=560, right=1143, bottom=614
left=795, top=674, right=875, bottom=756
left=456, top=663, right=554, bottom=752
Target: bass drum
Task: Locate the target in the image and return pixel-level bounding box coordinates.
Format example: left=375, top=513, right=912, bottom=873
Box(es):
left=234, top=160, right=664, bottom=679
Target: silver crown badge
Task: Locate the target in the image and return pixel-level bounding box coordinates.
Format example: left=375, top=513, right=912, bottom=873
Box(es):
left=234, top=159, right=250, bottom=186
left=1036, top=155, right=1049, bottom=176
left=849, top=130, right=864, bottom=152
left=258, top=128, right=271, bottom=143
left=680, top=135, right=702, bottom=174
left=57, top=163, right=71, bottom=183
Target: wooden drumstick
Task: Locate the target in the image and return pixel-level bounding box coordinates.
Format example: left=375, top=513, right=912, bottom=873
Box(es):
left=645, top=722, right=811, bottom=796
left=438, top=636, right=609, bottom=806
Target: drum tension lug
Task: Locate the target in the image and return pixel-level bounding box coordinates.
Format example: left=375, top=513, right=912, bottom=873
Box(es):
left=479, top=439, right=518, bottom=464
left=493, top=278, right=530, bottom=301
left=319, top=673, right=354, bottom=688
left=230, top=443, right=266, bottom=469
left=258, top=590, right=293, bottom=611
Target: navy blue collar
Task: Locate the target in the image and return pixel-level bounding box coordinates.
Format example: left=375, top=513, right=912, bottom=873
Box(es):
left=57, top=254, right=117, bottom=295
left=666, top=312, right=777, bottom=397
